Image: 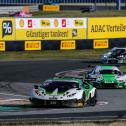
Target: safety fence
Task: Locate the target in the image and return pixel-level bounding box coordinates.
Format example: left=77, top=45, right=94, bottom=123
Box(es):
left=0, top=17, right=126, bottom=51
left=0, top=0, right=124, bottom=4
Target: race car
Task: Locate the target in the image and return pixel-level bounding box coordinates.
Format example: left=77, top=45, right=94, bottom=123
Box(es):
left=101, top=47, right=126, bottom=63
left=84, top=65, right=126, bottom=88
left=29, top=77, right=97, bottom=107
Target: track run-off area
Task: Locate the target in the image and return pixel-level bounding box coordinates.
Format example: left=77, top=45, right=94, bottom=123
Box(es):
left=0, top=60, right=126, bottom=120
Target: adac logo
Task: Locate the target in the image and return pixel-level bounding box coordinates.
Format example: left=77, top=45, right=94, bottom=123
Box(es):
left=19, top=19, right=24, bottom=28
left=62, top=19, right=66, bottom=27
left=41, top=20, right=50, bottom=27
left=54, top=19, right=59, bottom=27
left=2, top=20, right=13, bottom=38
left=28, top=19, right=32, bottom=28
left=74, top=20, right=84, bottom=27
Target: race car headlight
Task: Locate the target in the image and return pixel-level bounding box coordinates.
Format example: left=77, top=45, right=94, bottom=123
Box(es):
left=67, top=93, right=76, bottom=97
left=96, top=76, right=102, bottom=81
left=116, top=77, right=124, bottom=82
left=117, top=79, right=124, bottom=82
left=34, top=88, right=46, bottom=96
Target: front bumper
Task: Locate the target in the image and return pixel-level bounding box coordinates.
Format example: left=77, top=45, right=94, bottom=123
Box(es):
left=29, top=97, right=83, bottom=107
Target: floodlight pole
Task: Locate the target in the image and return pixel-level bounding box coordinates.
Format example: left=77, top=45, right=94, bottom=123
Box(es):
left=116, top=0, right=121, bottom=10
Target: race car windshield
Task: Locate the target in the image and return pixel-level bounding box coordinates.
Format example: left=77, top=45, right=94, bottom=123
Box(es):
left=100, top=70, right=121, bottom=75
left=42, top=81, right=79, bottom=93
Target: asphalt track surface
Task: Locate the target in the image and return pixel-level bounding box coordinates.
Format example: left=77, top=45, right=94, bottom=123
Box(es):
left=0, top=60, right=126, bottom=121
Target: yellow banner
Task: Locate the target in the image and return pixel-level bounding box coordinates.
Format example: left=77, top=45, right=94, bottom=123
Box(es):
left=40, top=20, right=51, bottom=27
left=16, top=29, right=86, bottom=40
left=0, top=41, right=5, bottom=51
left=43, top=5, right=60, bottom=11
left=60, top=40, right=76, bottom=50
left=74, top=19, right=84, bottom=27
left=93, top=39, right=109, bottom=49
left=0, top=18, right=15, bottom=40
left=25, top=41, right=41, bottom=51
left=88, top=17, right=126, bottom=39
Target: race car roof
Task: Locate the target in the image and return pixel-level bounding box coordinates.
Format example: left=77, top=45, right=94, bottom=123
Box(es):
left=95, top=65, right=120, bottom=72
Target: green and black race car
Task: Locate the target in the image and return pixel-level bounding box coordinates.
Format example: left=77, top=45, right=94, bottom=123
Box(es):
left=85, top=65, right=126, bottom=88
left=29, top=77, right=97, bottom=107
left=101, top=47, right=126, bottom=63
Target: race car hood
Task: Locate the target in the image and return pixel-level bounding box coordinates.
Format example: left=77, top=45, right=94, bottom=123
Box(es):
left=102, top=74, right=116, bottom=83
left=116, top=75, right=126, bottom=81
left=31, top=87, right=83, bottom=100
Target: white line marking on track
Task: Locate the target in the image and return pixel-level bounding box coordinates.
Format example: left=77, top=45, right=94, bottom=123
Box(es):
left=0, top=99, right=27, bottom=102
left=0, top=92, right=29, bottom=98
left=97, top=101, right=108, bottom=105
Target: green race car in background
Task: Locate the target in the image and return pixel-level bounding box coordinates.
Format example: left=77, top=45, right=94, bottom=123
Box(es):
left=85, top=65, right=126, bottom=88
left=29, top=77, right=97, bottom=107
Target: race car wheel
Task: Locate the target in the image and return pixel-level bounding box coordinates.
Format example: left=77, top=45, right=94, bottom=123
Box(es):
left=81, top=93, right=86, bottom=107
left=124, top=59, right=126, bottom=63
left=88, top=91, right=97, bottom=106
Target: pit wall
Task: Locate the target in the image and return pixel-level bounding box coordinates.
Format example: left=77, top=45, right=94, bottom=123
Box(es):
left=0, top=17, right=126, bottom=51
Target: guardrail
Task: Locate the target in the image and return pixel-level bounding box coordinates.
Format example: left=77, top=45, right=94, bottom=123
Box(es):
left=0, top=5, right=38, bottom=14
left=0, top=0, right=124, bottom=4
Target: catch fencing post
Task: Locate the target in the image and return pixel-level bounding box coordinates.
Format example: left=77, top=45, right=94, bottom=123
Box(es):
left=116, top=0, right=121, bottom=10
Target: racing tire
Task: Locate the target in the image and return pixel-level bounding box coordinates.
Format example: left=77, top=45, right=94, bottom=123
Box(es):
left=124, top=58, right=126, bottom=63
left=81, top=93, right=86, bottom=108
left=88, top=91, right=97, bottom=106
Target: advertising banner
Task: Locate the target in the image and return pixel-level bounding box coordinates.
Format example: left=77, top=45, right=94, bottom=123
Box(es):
left=93, top=39, right=109, bottom=49
left=25, top=41, right=41, bottom=51
left=0, top=18, right=15, bottom=40
left=60, top=40, right=75, bottom=50
left=16, top=18, right=87, bottom=40
left=43, top=5, right=60, bottom=11
left=0, top=41, right=5, bottom=51
left=88, top=17, right=126, bottom=39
